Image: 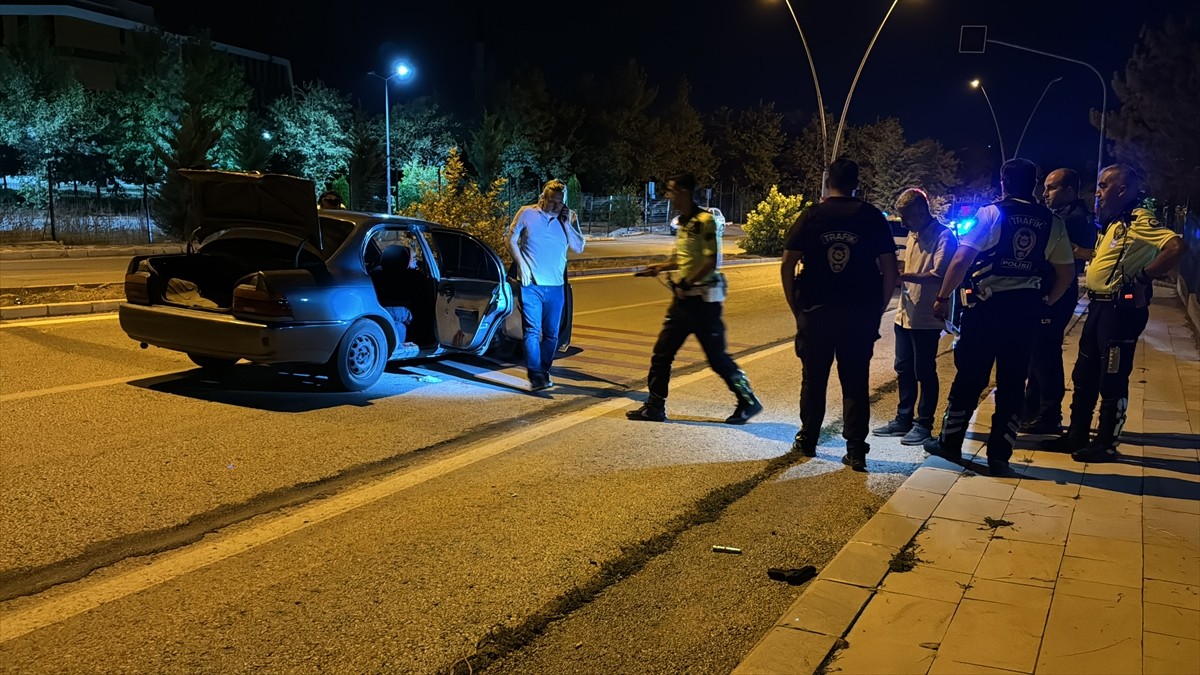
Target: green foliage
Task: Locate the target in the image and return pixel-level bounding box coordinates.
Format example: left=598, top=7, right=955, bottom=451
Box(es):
left=577, top=61, right=659, bottom=192
left=105, top=29, right=181, bottom=184
left=215, top=112, right=274, bottom=172
left=780, top=112, right=834, bottom=198
left=707, top=103, right=785, bottom=193
left=394, top=157, right=440, bottom=212
left=1103, top=13, right=1200, bottom=201
left=740, top=186, right=809, bottom=256
left=566, top=175, right=582, bottom=214
left=644, top=79, right=716, bottom=184
left=388, top=97, right=460, bottom=169
left=329, top=176, right=351, bottom=205
left=609, top=187, right=642, bottom=230
left=268, top=81, right=352, bottom=189
left=401, top=148, right=511, bottom=258
left=344, top=112, right=385, bottom=211
left=153, top=107, right=222, bottom=240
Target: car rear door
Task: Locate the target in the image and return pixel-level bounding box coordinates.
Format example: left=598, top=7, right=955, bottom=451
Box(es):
left=424, top=229, right=512, bottom=353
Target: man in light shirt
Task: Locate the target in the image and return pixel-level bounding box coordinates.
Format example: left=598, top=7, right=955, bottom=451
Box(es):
left=872, top=188, right=957, bottom=447
left=507, top=179, right=586, bottom=391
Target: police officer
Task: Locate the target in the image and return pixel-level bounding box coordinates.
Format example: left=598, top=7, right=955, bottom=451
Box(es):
left=925, top=158, right=1075, bottom=474
left=1021, top=168, right=1098, bottom=434
left=626, top=172, right=763, bottom=424
left=781, top=158, right=899, bottom=471
left=1057, top=164, right=1186, bottom=462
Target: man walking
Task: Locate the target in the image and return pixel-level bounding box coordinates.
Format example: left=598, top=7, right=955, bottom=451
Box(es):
left=925, top=158, right=1075, bottom=474
left=507, top=179, right=586, bottom=391
left=626, top=172, right=763, bottom=425
left=872, top=188, right=957, bottom=447
left=1020, top=168, right=1097, bottom=434
left=1056, top=164, right=1186, bottom=462
left=781, top=159, right=899, bottom=471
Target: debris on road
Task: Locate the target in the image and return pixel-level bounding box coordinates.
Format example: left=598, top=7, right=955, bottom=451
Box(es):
left=767, top=566, right=817, bottom=585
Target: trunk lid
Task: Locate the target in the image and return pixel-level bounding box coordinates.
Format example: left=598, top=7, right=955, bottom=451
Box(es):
left=181, top=170, right=322, bottom=249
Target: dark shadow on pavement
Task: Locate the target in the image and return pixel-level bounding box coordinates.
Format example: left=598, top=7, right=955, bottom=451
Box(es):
left=1120, top=431, right=1200, bottom=451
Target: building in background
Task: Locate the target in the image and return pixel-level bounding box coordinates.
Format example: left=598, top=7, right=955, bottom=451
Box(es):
left=0, top=1, right=292, bottom=104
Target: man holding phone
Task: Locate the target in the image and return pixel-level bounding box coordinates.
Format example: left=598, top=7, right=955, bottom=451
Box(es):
left=507, top=179, right=586, bottom=391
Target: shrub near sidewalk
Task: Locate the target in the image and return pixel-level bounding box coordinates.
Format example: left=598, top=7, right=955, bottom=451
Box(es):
left=739, top=186, right=809, bottom=256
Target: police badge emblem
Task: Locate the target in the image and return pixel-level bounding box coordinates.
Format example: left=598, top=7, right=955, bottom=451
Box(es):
left=1013, top=228, right=1036, bottom=260
left=828, top=243, right=850, bottom=273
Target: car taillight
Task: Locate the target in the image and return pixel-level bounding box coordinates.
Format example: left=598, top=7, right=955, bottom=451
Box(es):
left=125, top=272, right=151, bottom=304
left=232, top=275, right=294, bottom=321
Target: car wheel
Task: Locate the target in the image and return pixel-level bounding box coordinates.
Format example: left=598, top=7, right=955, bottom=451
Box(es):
left=188, top=353, right=238, bottom=370
left=329, top=319, right=387, bottom=391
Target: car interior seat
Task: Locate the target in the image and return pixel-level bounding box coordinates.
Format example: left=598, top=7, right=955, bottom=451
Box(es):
left=372, top=244, right=436, bottom=346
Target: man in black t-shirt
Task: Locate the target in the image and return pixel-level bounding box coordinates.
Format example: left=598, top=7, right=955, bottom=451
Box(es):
left=781, top=159, right=899, bottom=471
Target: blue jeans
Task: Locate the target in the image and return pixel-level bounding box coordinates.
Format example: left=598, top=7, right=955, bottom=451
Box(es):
left=520, top=284, right=564, bottom=376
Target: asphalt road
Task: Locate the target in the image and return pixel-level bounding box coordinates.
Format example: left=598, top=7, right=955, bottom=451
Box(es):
left=0, top=235, right=748, bottom=289
left=0, top=265, right=955, bottom=673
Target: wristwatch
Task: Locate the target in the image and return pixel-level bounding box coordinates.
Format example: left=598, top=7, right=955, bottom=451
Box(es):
left=935, top=295, right=951, bottom=303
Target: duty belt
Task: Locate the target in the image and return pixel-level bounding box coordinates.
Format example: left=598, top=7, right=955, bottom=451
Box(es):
left=1087, top=291, right=1115, bottom=302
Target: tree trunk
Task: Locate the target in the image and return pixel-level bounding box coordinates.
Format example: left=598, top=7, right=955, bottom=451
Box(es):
left=47, top=163, right=57, bottom=242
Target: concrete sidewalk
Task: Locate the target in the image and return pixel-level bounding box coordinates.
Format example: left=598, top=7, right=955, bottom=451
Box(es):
left=736, top=289, right=1200, bottom=674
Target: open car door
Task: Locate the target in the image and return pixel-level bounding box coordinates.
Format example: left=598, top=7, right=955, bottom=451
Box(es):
left=426, top=228, right=513, bottom=353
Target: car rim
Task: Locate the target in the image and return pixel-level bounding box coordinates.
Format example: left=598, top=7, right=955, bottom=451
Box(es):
left=346, top=332, right=380, bottom=378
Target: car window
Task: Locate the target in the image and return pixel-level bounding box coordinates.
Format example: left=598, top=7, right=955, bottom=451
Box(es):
left=365, top=228, right=428, bottom=272
left=426, top=230, right=500, bottom=281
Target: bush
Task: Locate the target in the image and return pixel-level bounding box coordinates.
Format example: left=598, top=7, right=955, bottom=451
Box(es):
left=740, top=186, right=809, bottom=256
left=401, top=147, right=511, bottom=260
left=609, top=187, right=642, bottom=230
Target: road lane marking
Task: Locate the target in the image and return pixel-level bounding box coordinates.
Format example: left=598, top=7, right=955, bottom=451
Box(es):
left=571, top=261, right=777, bottom=282
left=0, top=314, right=119, bottom=329
left=0, top=339, right=794, bottom=643
left=0, top=371, right=185, bottom=404
left=574, top=282, right=778, bottom=317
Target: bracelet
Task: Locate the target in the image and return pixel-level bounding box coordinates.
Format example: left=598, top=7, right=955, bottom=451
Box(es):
left=935, top=295, right=951, bottom=303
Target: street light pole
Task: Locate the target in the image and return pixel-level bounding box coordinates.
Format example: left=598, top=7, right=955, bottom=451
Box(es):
left=369, top=61, right=414, bottom=214
left=1013, top=76, right=1063, bottom=159
left=781, top=0, right=827, bottom=164
left=970, top=79, right=1006, bottom=168
left=824, top=0, right=900, bottom=197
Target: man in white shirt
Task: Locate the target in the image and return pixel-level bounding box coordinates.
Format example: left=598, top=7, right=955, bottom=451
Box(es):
left=507, top=179, right=586, bottom=391
left=872, top=188, right=957, bottom=446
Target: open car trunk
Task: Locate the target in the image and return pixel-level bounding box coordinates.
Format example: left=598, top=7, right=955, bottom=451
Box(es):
left=137, top=248, right=286, bottom=311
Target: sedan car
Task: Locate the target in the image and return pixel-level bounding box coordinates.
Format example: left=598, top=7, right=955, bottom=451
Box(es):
left=120, top=170, right=545, bottom=391
left=669, top=206, right=725, bottom=235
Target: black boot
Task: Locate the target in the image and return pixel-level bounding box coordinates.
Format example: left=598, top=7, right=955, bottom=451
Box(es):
left=791, top=430, right=817, bottom=457
left=842, top=441, right=868, bottom=472
left=1050, top=400, right=1096, bottom=453
left=923, top=409, right=968, bottom=462
left=724, top=371, right=763, bottom=425
left=1072, top=398, right=1126, bottom=463
left=626, top=394, right=667, bottom=422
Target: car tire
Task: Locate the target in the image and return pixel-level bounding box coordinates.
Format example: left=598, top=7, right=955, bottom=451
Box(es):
left=328, top=319, right=387, bottom=391
left=188, top=353, right=238, bottom=371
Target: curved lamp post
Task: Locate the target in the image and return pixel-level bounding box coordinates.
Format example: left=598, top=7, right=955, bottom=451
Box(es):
left=368, top=61, right=415, bottom=214
left=1013, top=76, right=1063, bottom=160
left=780, top=0, right=828, bottom=164
left=970, top=78, right=1006, bottom=168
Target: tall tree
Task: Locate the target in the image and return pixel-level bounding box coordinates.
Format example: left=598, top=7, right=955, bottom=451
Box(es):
left=780, top=112, right=834, bottom=197
left=344, top=110, right=385, bottom=211
left=645, top=78, right=716, bottom=185
left=577, top=60, right=658, bottom=192
left=1102, top=12, right=1200, bottom=202
left=268, top=81, right=353, bottom=189
left=388, top=96, right=460, bottom=168
left=706, top=103, right=785, bottom=194
left=105, top=29, right=181, bottom=194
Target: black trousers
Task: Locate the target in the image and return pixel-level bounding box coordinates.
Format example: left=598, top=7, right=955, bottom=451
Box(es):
left=1023, top=281, right=1079, bottom=424
left=795, top=305, right=881, bottom=452
left=647, top=297, right=739, bottom=400
left=943, top=289, right=1041, bottom=462
left=894, top=324, right=943, bottom=428
left=1067, top=299, right=1148, bottom=429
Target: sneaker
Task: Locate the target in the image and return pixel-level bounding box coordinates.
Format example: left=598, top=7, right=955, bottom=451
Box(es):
left=791, top=440, right=817, bottom=457
left=529, top=375, right=551, bottom=392
left=872, top=418, right=913, bottom=437
left=900, top=424, right=932, bottom=446
left=987, top=458, right=1016, bottom=476
left=725, top=399, right=764, bottom=425
left=922, top=437, right=961, bottom=463
left=1071, top=444, right=1119, bottom=463
left=841, top=452, right=867, bottom=472
left=1019, top=418, right=1061, bottom=435
left=626, top=403, right=666, bottom=422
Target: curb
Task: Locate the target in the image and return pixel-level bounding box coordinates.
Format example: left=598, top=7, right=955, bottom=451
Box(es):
left=0, top=257, right=778, bottom=322
left=0, top=245, right=185, bottom=261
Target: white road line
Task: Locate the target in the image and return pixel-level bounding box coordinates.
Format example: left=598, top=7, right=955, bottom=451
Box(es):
left=572, top=261, right=777, bottom=282
left=0, top=371, right=185, bottom=404
left=0, top=340, right=794, bottom=643
left=574, top=283, right=779, bottom=316
left=0, top=314, right=119, bottom=329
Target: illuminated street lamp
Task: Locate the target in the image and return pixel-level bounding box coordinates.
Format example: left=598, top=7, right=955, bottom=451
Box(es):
left=369, top=60, right=415, bottom=214
left=970, top=78, right=1006, bottom=168
left=776, top=0, right=828, bottom=166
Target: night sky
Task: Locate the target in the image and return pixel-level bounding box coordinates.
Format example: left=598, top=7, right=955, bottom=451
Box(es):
left=144, top=0, right=1188, bottom=180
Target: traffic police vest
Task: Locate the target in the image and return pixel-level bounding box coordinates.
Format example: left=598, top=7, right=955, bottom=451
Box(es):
left=968, top=198, right=1054, bottom=287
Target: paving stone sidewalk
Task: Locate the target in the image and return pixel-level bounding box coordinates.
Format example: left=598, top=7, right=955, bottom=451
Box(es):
left=736, top=288, right=1200, bottom=674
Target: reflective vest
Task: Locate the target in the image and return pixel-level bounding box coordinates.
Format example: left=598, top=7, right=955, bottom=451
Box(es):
left=969, top=197, right=1054, bottom=284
